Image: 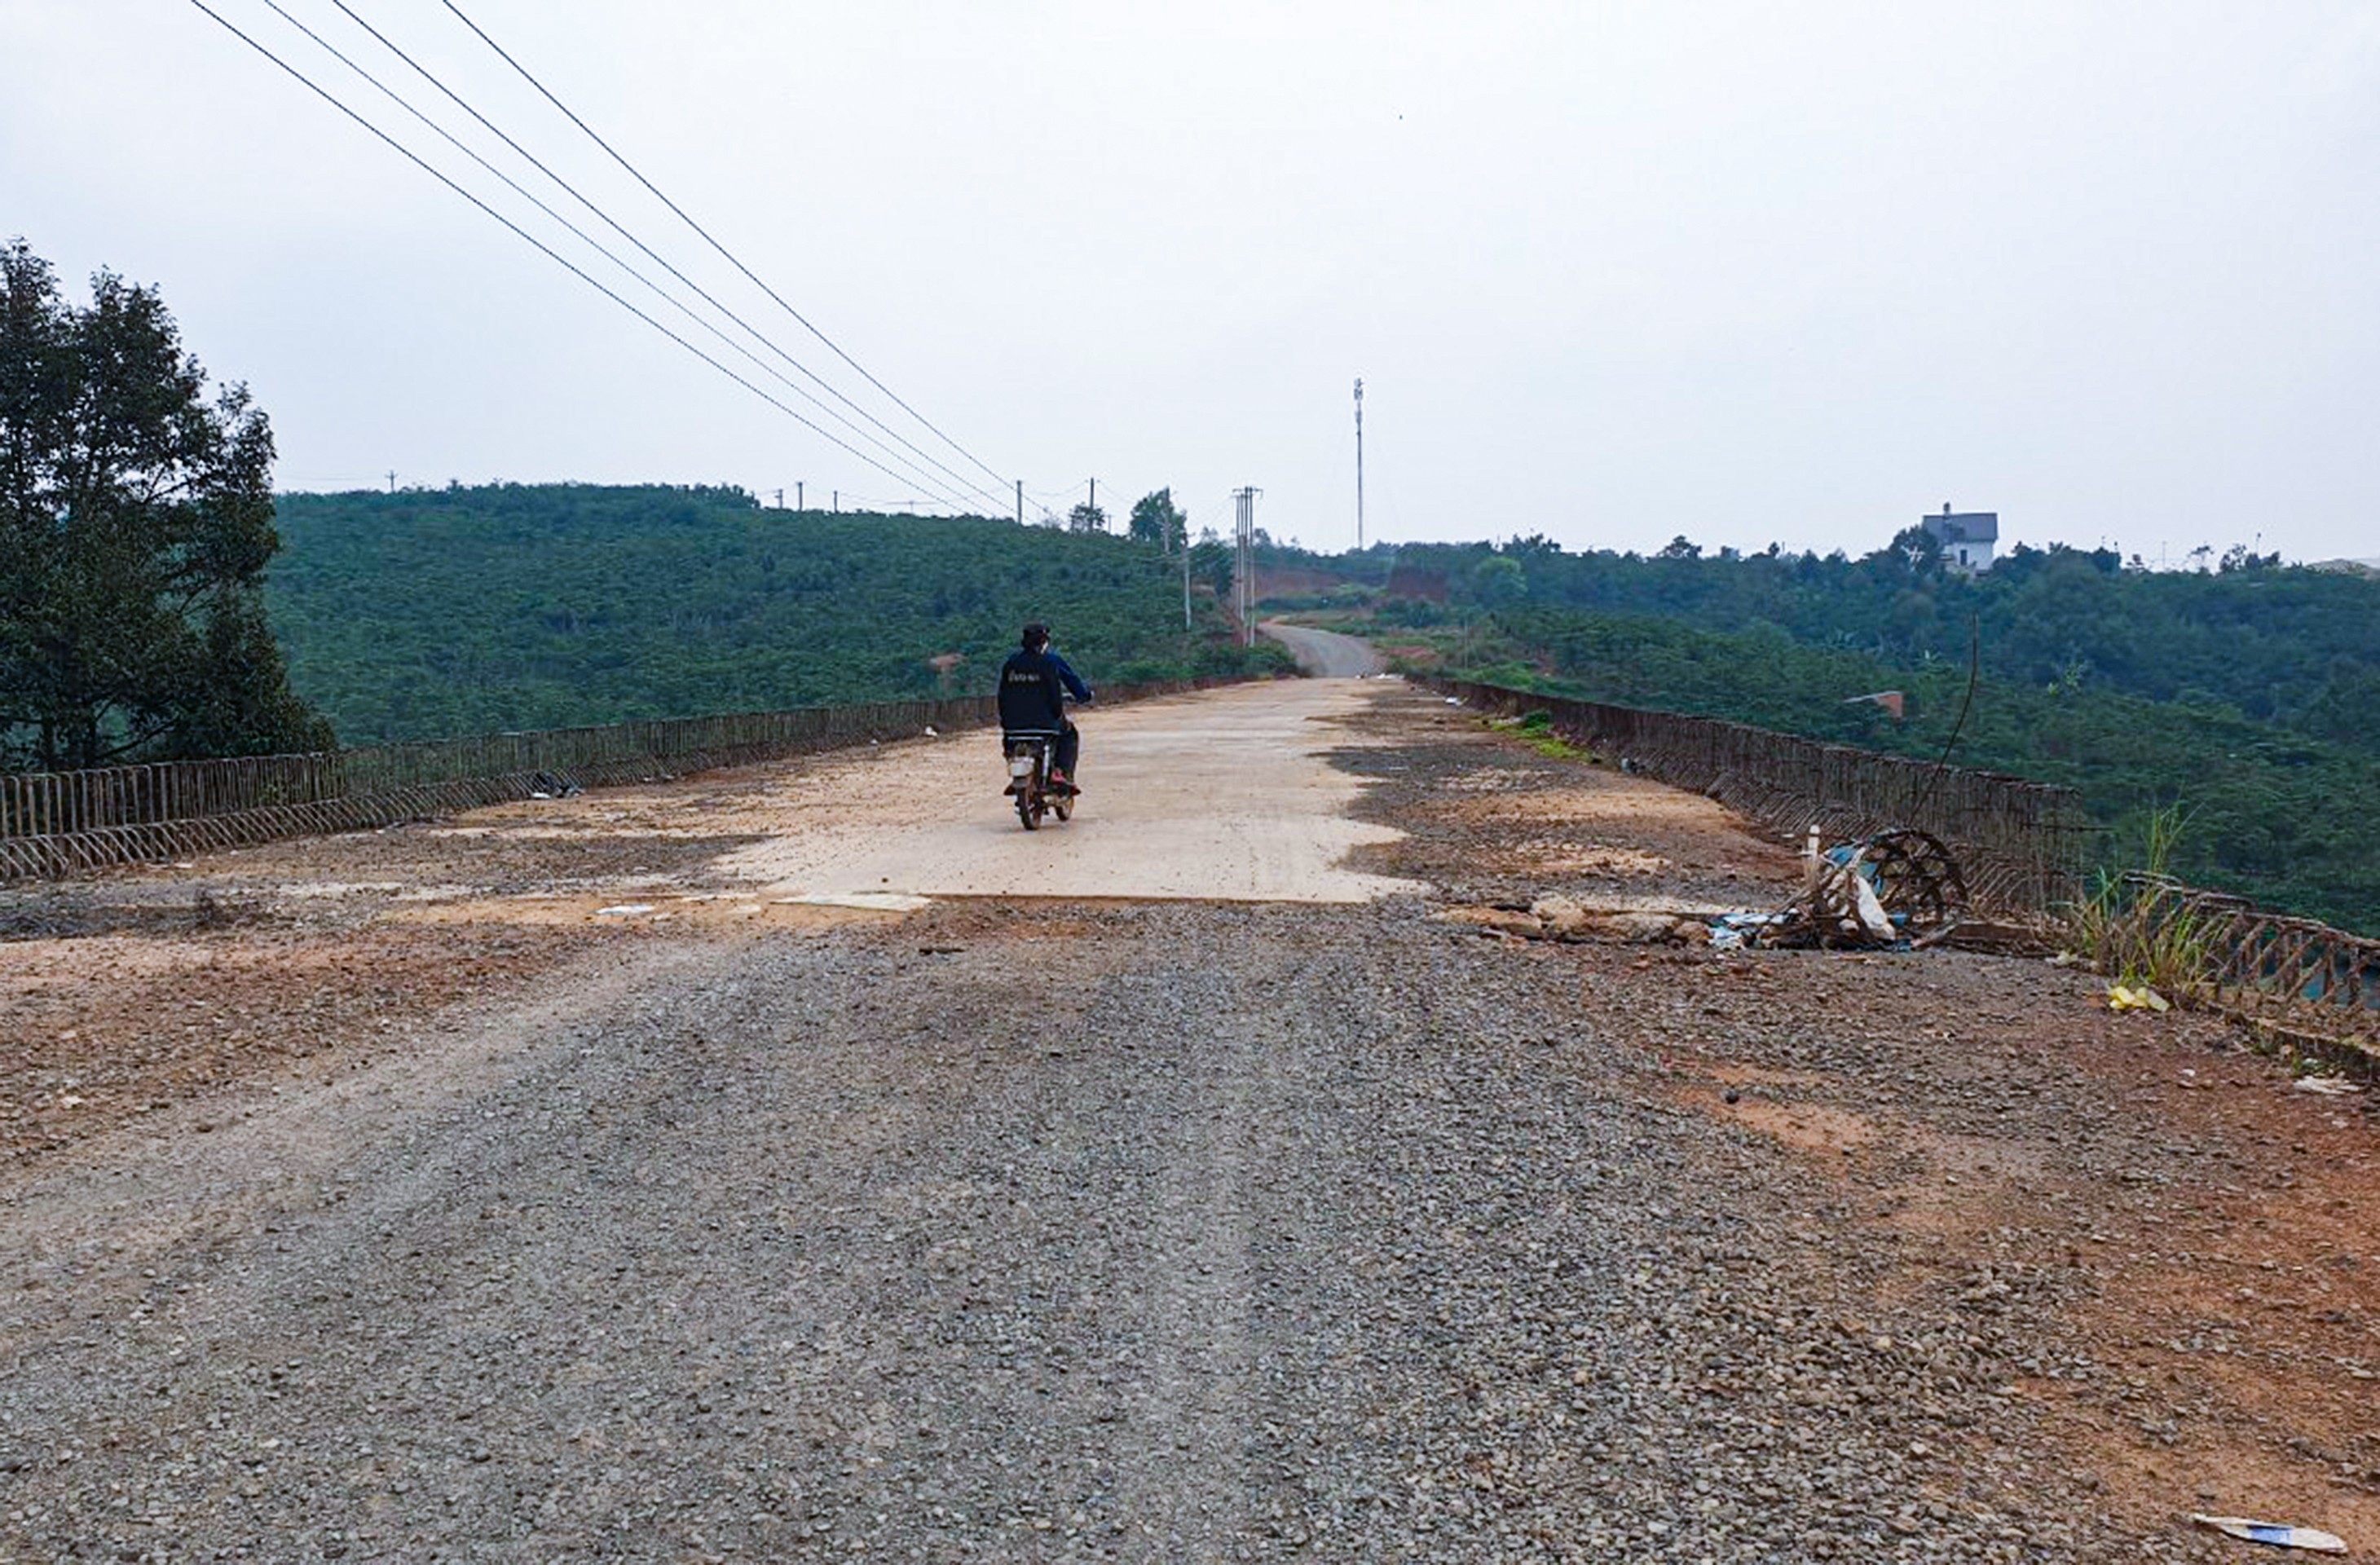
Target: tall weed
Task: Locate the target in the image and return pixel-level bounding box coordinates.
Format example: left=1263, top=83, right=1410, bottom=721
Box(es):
left=2067, top=804, right=2221, bottom=997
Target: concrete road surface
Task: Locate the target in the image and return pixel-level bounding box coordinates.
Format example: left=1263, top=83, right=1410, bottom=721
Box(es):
left=716, top=678, right=1421, bottom=904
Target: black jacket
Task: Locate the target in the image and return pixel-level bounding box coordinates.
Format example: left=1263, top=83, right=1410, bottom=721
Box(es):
left=998, top=647, right=1091, bottom=732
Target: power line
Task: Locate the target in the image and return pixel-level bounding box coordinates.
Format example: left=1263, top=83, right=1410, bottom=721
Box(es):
left=258, top=0, right=994, bottom=517
left=322, top=0, right=1010, bottom=516
left=439, top=0, right=1013, bottom=492
left=835, top=492, right=952, bottom=514
left=185, top=0, right=995, bottom=514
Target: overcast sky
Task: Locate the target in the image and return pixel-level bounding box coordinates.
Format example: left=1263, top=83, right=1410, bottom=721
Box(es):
left=9, top=2, right=2378, bottom=562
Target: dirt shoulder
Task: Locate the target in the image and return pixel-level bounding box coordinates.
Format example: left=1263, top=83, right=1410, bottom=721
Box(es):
left=1348, top=684, right=2379, bottom=1552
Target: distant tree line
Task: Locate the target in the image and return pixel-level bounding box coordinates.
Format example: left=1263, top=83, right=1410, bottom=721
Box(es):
left=1346, top=531, right=2380, bottom=747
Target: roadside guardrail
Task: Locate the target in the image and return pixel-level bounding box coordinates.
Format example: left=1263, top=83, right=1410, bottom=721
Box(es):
left=1422, top=676, right=2090, bottom=918
left=0, top=678, right=1242, bottom=879
left=1426, top=677, right=2378, bottom=1075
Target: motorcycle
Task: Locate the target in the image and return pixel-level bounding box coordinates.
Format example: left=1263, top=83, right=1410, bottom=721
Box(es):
left=1001, top=729, right=1074, bottom=830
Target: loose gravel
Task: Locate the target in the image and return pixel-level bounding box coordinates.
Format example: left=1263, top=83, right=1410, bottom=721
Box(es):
left=0, top=687, right=2369, bottom=1561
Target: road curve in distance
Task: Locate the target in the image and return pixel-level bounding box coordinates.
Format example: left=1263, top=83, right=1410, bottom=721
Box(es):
left=1260, top=619, right=1385, bottom=677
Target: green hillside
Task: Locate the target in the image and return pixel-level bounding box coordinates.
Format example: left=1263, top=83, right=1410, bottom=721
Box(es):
left=1246, top=527, right=2380, bottom=929
left=267, top=484, right=1279, bottom=743
left=1426, top=605, right=2380, bottom=935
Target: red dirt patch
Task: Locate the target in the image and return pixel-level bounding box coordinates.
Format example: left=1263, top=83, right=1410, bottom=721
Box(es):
left=1655, top=980, right=2380, bottom=1549
left=0, top=919, right=611, bottom=1165
left=1677, top=1083, right=1882, bottom=1154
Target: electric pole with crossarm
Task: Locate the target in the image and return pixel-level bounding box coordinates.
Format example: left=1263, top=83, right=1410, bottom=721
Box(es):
left=1233, top=486, right=1262, bottom=646
left=1354, top=377, right=1364, bottom=551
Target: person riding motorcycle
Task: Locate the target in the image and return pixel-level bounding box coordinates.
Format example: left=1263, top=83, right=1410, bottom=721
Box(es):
left=997, top=622, right=1093, bottom=791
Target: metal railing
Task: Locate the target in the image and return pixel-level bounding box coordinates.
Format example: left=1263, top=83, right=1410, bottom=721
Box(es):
left=1, top=678, right=1241, bottom=879
left=1430, top=679, right=2379, bottom=1073
left=1426, top=677, right=2093, bottom=918
left=2114, top=875, right=2379, bottom=1074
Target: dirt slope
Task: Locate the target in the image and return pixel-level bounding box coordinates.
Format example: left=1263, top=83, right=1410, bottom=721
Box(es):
left=0, top=681, right=2371, bottom=1562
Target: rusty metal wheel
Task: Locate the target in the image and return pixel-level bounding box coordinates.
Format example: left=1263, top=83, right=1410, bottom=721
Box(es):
left=1858, top=829, right=1967, bottom=937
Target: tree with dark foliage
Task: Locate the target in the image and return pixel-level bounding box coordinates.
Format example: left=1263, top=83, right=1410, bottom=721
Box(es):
left=0, top=240, right=328, bottom=771
left=1127, top=487, right=1186, bottom=554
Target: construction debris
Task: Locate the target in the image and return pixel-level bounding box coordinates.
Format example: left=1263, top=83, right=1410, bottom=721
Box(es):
left=1530, top=894, right=1590, bottom=937
left=1438, top=829, right=1977, bottom=954
left=2188, top=1514, right=2348, bottom=1554
left=1434, top=902, right=1707, bottom=946
left=1725, top=827, right=1971, bottom=951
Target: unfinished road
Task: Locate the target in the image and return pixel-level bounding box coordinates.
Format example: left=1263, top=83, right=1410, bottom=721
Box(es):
left=715, top=678, right=1420, bottom=904
left=0, top=680, right=2373, bottom=1562
left=1261, top=621, right=1387, bottom=679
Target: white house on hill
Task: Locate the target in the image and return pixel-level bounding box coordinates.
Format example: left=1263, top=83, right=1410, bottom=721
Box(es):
left=1922, top=505, right=1998, bottom=574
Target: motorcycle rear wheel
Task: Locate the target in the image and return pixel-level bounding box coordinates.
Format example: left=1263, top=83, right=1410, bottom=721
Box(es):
left=1017, top=792, right=1041, bottom=830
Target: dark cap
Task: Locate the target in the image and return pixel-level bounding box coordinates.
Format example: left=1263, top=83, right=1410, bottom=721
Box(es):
left=1021, top=622, right=1050, bottom=649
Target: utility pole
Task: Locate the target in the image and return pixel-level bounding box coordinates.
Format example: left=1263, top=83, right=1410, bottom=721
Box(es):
left=386, top=470, right=397, bottom=494
left=773, top=488, right=783, bottom=509
left=1016, top=479, right=1024, bottom=527
left=1232, top=486, right=1261, bottom=646
left=796, top=480, right=804, bottom=512
left=1353, top=377, right=1364, bottom=551
left=1182, top=509, right=1193, bottom=629
left=833, top=490, right=840, bottom=514
left=1087, top=477, right=1096, bottom=529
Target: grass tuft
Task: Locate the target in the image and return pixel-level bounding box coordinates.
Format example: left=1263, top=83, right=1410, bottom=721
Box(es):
left=2066, top=804, right=2221, bottom=999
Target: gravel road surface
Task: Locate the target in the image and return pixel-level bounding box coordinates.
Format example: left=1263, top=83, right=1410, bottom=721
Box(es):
left=1, top=682, right=2371, bottom=1562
